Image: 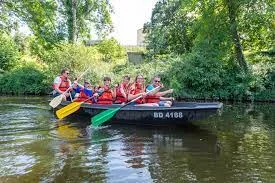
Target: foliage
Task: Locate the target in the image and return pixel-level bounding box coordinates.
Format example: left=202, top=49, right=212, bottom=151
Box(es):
left=145, top=0, right=273, bottom=70
left=0, top=0, right=113, bottom=46
left=112, top=55, right=174, bottom=87
left=58, top=0, right=113, bottom=42
left=0, top=32, right=20, bottom=71
left=249, top=59, right=275, bottom=101
left=95, top=38, right=126, bottom=62
left=142, top=0, right=274, bottom=101
left=1, top=0, right=61, bottom=48
left=144, top=0, right=195, bottom=56
left=0, top=64, right=48, bottom=95
left=42, top=43, right=126, bottom=85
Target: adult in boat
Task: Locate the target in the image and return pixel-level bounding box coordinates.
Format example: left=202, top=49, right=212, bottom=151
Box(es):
left=128, top=75, right=158, bottom=106
left=114, top=75, right=131, bottom=104
left=145, top=75, right=174, bottom=107
left=96, top=77, right=116, bottom=105
left=52, top=68, right=72, bottom=101
left=73, top=80, right=97, bottom=103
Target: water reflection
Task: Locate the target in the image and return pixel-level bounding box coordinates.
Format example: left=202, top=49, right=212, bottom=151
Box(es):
left=0, top=97, right=274, bottom=183
left=211, top=103, right=275, bottom=183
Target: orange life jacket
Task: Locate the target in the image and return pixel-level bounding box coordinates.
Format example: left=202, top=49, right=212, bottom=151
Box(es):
left=145, top=95, right=160, bottom=103
left=145, top=85, right=160, bottom=103
left=115, top=83, right=129, bottom=104
left=129, top=83, right=144, bottom=104
left=56, top=76, right=70, bottom=92
left=74, top=89, right=93, bottom=103
left=97, top=86, right=113, bottom=105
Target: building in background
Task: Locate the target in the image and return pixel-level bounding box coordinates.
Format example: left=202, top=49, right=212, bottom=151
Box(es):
left=137, top=28, right=146, bottom=46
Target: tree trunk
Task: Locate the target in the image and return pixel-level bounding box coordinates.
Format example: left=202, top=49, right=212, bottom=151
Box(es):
left=68, top=0, right=76, bottom=43
left=226, top=0, right=247, bottom=71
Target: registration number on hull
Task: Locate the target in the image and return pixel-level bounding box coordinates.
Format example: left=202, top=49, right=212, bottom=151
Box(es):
left=153, top=112, right=183, bottom=119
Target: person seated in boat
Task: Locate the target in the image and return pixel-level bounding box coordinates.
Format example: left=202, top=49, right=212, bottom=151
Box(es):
left=96, top=77, right=116, bottom=105
left=145, top=76, right=174, bottom=107
left=114, top=75, right=131, bottom=104
left=73, top=80, right=97, bottom=103
left=128, top=75, right=159, bottom=106
left=52, top=68, right=72, bottom=101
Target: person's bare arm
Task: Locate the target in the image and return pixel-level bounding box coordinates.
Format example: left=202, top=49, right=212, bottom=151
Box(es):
left=159, top=96, right=174, bottom=101
left=128, top=92, right=145, bottom=101
left=146, top=84, right=163, bottom=95
left=120, top=85, right=127, bottom=98
left=155, top=89, right=173, bottom=97
left=112, top=88, right=116, bottom=98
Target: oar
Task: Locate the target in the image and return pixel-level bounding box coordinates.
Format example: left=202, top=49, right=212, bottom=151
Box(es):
left=56, top=96, right=95, bottom=119
left=91, top=86, right=160, bottom=127
left=49, top=68, right=90, bottom=108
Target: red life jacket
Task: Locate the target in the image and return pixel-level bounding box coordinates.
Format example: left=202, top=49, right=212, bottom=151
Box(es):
left=115, top=83, right=129, bottom=104
left=97, top=86, right=113, bottom=105
left=129, top=83, right=144, bottom=104
left=75, top=89, right=93, bottom=103
left=53, top=76, right=70, bottom=92
left=145, top=95, right=160, bottom=103
left=145, top=85, right=160, bottom=103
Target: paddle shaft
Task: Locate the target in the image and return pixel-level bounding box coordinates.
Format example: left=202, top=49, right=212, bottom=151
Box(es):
left=80, top=95, right=95, bottom=103
left=91, top=86, right=161, bottom=126
left=120, top=86, right=160, bottom=109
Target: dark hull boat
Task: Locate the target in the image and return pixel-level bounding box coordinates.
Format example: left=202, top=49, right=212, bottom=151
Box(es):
left=58, top=101, right=223, bottom=126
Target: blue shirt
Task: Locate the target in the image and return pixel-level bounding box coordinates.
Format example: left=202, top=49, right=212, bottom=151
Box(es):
left=83, top=88, right=93, bottom=97
left=73, top=86, right=81, bottom=93
left=146, top=84, right=155, bottom=92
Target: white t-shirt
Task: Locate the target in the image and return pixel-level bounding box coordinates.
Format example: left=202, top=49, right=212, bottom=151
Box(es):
left=54, top=76, right=61, bottom=84
left=53, top=76, right=71, bottom=92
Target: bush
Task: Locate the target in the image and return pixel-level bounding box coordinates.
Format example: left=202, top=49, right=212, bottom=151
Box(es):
left=42, top=43, right=127, bottom=85
left=95, top=38, right=126, bottom=63
left=249, top=61, right=275, bottom=101
left=163, top=52, right=226, bottom=99
left=112, top=55, right=175, bottom=86
left=0, top=65, right=48, bottom=95
left=0, top=32, right=20, bottom=71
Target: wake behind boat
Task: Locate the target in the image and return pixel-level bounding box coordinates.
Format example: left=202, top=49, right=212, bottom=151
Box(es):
left=56, top=101, right=223, bottom=126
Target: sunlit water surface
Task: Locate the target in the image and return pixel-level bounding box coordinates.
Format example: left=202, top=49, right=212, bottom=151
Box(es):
left=0, top=96, right=274, bottom=183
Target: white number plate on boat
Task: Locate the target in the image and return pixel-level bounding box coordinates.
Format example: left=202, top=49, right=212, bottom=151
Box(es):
left=153, top=112, right=183, bottom=119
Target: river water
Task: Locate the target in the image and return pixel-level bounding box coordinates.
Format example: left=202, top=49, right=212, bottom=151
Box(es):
left=0, top=96, right=274, bottom=183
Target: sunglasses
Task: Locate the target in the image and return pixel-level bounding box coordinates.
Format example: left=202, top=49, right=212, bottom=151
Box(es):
left=154, top=80, right=160, bottom=83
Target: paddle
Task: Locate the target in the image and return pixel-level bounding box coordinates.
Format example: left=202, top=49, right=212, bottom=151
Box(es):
left=49, top=68, right=89, bottom=108
left=56, top=96, right=95, bottom=119
left=91, top=86, right=160, bottom=127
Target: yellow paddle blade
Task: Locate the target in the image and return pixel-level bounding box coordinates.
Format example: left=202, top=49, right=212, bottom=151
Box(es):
left=49, top=95, right=63, bottom=108
left=56, top=102, right=82, bottom=119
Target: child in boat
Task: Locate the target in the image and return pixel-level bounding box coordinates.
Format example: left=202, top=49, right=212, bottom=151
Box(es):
left=114, top=75, right=131, bottom=104
left=128, top=75, right=158, bottom=106
left=96, top=77, right=116, bottom=105
left=73, top=80, right=97, bottom=103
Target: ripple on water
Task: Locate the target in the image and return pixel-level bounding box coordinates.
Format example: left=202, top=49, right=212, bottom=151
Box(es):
left=0, top=152, right=36, bottom=176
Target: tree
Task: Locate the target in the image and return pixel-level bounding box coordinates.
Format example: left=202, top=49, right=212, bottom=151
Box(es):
left=144, top=0, right=195, bottom=56
left=95, top=38, right=126, bottom=62
left=0, top=0, right=113, bottom=45
left=145, top=0, right=273, bottom=70
left=0, top=32, right=20, bottom=71
left=58, top=0, right=113, bottom=43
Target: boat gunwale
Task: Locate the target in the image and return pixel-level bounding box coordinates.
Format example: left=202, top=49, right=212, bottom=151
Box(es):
left=60, top=101, right=223, bottom=111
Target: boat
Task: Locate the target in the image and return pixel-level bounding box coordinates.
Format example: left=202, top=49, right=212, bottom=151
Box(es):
left=57, top=101, right=223, bottom=126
